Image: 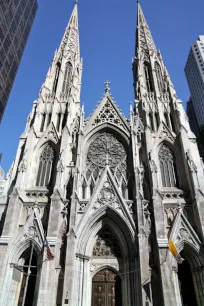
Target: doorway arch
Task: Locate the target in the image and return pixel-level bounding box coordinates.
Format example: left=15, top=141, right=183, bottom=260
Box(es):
left=92, top=268, right=122, bottom=306
left=18, top=248, right=38, bottom=306
left=178, top=254, right=197, bottom=306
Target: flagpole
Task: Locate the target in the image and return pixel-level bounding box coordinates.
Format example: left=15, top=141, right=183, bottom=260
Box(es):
left=22, top=241, right=34, bottom=306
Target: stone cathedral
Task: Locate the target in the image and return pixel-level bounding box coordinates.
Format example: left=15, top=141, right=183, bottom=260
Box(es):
left=1, top=2, right=204, bottom=306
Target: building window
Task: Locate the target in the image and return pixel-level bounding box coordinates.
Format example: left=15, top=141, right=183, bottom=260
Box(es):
left=36, top=145, right=55, bottom=187
left=40, top=113, right=46, bottom=132
left=144, top=62, right=154, bottom=92
left=47, top=113, right=52, bottom=127
left=53, top=62, right=61, bottom=94
left=62, top=62, right=72, bottom=95
left=159, top=144, right=177, bottom=188
left=56, top=113, right=61, bottom=132
left=155, top=62, right=164, bottom=92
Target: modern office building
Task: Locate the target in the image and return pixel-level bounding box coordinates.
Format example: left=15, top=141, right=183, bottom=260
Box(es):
left=0, top=0, right=38, bottom=122
left=185, top=36, right=204, bottom=126
left=187, top=97, right=204, bottom=159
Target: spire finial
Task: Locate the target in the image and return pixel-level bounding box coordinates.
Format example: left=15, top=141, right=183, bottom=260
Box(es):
left=104, top=80, right=111, bottom=93
left=75, top=0, right=78, bottom=4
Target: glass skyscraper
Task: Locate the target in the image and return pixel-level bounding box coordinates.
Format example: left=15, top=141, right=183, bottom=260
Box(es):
left=0, top=0, right=38, bottom=122
left=185, top=35, right=204, bottom=126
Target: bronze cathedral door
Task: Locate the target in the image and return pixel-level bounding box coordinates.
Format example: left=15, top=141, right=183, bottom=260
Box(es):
left=92, top=268, right=122, bottom=306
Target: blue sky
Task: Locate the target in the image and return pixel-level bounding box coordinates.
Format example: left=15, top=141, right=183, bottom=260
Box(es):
left=0, top=0, right=204, bottom=173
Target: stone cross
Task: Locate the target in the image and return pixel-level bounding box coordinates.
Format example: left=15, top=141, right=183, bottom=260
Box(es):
left=103, top=152, right=112, bottom=166
left=104, top=81, right=111, bottom=93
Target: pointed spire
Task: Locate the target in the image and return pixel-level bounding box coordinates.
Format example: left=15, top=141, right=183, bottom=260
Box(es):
left=58, top=1, right=80, bottom=60
left=136, top=2, right=157, bottom=54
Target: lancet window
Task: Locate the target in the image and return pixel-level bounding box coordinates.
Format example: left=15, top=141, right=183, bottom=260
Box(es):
left=56, top=113, right=61, bottom=132
left=40, top=113, right=46, bottom=132
left=144, top=62, right=154, bottom=92
left=155, top=112, right=160, bottom=130
left=155, top=62, right=164, bottom=92
left=53, top=62, right=61, bottom=94
left=62, top=62, right=72, bottom=95
left=159, top=144, right=177, bottom=187
left=36, top=145, right=55, bottom=187
left=47, top=113, right=52, bottom=127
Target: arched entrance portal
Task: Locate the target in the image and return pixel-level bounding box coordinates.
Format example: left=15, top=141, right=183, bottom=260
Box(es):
left=18, top=248, right=38, bottom=306
left=178, top=256, right=198, bottom=306
left=92, top=268, right=122, bottom=306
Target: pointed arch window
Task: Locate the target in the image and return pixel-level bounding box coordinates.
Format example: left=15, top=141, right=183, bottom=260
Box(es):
left=36, top=145, right=55, bottom=187
left=40, top=113, right=46, bottom=132
left=62, top=62, right=72, bottom=95
left=82, top=180, right=87, bottom=199
left=56, top=113, right=61, bottom=132
left=144, top=62, right=154, bottom=92
left=53, top=62, right=61, bottom=94
left=155, top=62, right=164, bottom=92
left=47, top=113, right=52, bottom=127
left=159, top=144, right=177, bottom=187
left=90, top=180, right=94, bottom=196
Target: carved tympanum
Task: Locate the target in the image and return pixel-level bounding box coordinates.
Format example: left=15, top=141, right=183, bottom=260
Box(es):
left=93, top=229, right=121, bottom=258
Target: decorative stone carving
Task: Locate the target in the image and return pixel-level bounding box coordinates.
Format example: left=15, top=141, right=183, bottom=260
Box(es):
left=161, top=190, right=183, bottom=199
left=57, top=159, right=65, bottom=173
left=85, top=133, right=127, bottom=187
left=134, top=115, right=144, bottom=142
left=93, top=180, right=120, bottom=211
left=18, top=159, right=27, bottom=172
left=44, top=126, right=58, bottom=143
left=159, top=123, right=175, bottom=143
left=143, top=200, right=151, bottom=235
left=25, top=190, right=49, bottom=198
left=176, top=224, right=193, bottom=244
left=93, top=100, right=126, bottom=130
left=90, top=263, right=119, bottom=273
left=93, top=229, right=121, bottom=257
left=149, top=160, right=157, bottom=173
left=186, top=149, right=197, bottom=172
left=87, top=133, right=126, bottom=169
left=138, top=200, right=151, bottom=239
left=23, top=216, right=42, bottom=245
left=164, top=208, right=177, bottom=226
left=78, top=201, right=89, bottom=213
left=126, top=200, right=133, bottom=214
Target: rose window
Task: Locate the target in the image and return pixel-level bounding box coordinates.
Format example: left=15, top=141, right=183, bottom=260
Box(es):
left=87, top=133, right=126, bottom=169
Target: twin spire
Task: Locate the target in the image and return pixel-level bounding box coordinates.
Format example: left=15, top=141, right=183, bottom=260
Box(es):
left=136, top=2, right=157, bottom=54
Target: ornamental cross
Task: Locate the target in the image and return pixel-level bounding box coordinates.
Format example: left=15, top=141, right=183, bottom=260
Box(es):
left=104, top=80, right=111, bottom=93
left=103, top=152, right=112, bottom=166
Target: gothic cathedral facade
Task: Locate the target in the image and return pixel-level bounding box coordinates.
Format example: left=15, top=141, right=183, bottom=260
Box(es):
left=0, top=3, right=204, bottom=306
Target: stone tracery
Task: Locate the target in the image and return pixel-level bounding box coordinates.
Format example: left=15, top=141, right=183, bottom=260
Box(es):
left=87, top=132, right=126, bottom=169
left=92, top=228, right=121, bottom=258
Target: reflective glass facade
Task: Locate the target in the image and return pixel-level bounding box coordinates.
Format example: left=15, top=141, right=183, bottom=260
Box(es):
left=0, top=0, right=38, bottom=121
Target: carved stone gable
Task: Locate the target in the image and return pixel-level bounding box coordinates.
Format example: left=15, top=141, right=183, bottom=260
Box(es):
left=171, top=212, right=201, bottom=252
left=85, top=96, right=129, bottom=133
left=157, top=122, right=175, bottom=143
left=94, top=99, right=127, bottom=129
left=44, top=124, right=58, bottom=144
left=21, top=209, right=45, bottom=248
left=93, top=180, right=121, bottom=211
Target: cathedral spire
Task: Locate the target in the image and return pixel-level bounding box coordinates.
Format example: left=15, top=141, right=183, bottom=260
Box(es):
left=136, top=2, right=157, bottom=55
left=26, top=2, right=82, bottom=135
left=58, top=1, right=80, bottom=59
